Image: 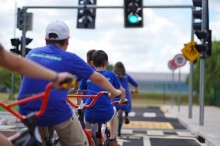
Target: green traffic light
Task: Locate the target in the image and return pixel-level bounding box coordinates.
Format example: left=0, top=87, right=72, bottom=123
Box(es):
left=128, top=14, right=139, bottom=24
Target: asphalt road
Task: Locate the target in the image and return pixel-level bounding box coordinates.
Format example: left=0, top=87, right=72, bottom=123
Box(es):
left=116, top=106, right=207, bottom=146
left=0, top=106, right=208, bottom=146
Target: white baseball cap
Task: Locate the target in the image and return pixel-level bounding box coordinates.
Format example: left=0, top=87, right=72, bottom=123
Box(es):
left=45, top=21, right=70, bottom=40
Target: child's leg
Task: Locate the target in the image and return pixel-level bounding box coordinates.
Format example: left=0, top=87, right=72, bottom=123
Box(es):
left=125, top=111, right=130, bottom=124
left=109, top=107, right=118, bottom=138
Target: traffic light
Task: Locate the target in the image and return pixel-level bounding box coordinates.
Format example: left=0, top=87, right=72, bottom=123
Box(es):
left=192, top=0, right=202, bottom=38
left=124, top=0, right=143, bottom=28
left=77, top=0, right=96, bottom=29
left=21, top=37, right=33, bottom=56
left=10, top=37, right=33, bottom=56
left=16, top=8, right=33, bottom=31
left=195, top=30, right=212, bottom=56
left=10, top=38, right=21, bottom=54
left=17, top=8, right=25, bottom=30
left=192, top=0, right=212, bottom=56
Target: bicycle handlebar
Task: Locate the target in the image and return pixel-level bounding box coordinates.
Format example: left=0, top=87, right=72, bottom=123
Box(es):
left=0, top=78, right=74, bottom=121
left=67, top=91, right=107, bottom=109
left=0, top=83, right=53, bottom=121
left=67, top=91, right=128, bottom=109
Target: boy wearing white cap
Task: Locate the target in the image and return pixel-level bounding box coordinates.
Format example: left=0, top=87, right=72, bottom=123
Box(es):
left=17, top=21, right=121, bottom=146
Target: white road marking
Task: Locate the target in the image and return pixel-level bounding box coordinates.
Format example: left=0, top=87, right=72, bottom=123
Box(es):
left=143, top=136, right=151, bottom=146
left=143, top=112, right=156, bottom=117
left=147, top=130, right=164, bottom=136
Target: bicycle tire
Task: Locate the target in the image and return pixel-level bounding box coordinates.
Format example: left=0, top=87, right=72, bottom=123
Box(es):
left=91, top=133, right=98, bottom=146
left=104, top=140, right=110, bottom=146
left=117, top=109, right=124, bottom=137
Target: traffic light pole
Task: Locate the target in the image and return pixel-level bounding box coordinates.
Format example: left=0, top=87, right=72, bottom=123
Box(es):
left=188, top=10, right=195, bottom=119
left=199, top=0, right=209, bottom=126
left=21, top=7, right=28, bottom=57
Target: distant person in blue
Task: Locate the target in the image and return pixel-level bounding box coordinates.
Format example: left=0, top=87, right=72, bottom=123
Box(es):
left=17, top=21, right=122, bottom=146
left=72, top=49, right=96, bottom=104
left=113, top=61, right=139, bottom=124
left=80, top=50, right=126, bottom=146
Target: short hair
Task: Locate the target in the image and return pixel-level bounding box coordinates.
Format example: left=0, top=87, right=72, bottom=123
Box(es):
left=113, top=61, right=126, bottom=76
left=86, top=49, right=96, bottom=63
left=92, top=50, right=108, bottom=67
left=46, top=33, right=66, bottom=46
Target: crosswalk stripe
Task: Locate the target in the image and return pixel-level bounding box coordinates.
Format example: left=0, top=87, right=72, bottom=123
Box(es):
left=143, top=112, right=156, bottom=117
left=121, top=129, right=133, bottom=134
left=128, top=112, right=135, bottom=117
left=176, top=131, right=194, bottom=137
left=143, top=136, right=151, bottom=146
left=147, top=130, right=164, bottom=136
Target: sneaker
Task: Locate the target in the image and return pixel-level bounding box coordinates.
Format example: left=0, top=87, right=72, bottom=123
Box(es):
left=125, top=116, right=130, bottom=124
left=109, top=138, right=121, bottom=146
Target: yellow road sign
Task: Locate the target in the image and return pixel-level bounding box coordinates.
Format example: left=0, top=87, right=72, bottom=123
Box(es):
left=182, top=40, right=200, bottom=62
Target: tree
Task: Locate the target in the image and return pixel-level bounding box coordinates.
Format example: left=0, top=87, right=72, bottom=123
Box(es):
left=191, top=41, right=220, bottom=105
left=0, top=67, right=21, bottom=95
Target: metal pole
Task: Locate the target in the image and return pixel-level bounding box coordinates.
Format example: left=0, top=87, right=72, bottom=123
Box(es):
left=10, top=0, right=17, bottom=100
left=199, top=0, right=208, bottom=126
left=21, top=8, right=27, bottom=57
left=188, top=8, right=195, bottom=119
left=171, top=70, right=174, bottom=108
left=178, top=67, right=181, bottom=112
left=188, top=62, right=193, bottom=118
left=23, top=5, right=193, bottom=10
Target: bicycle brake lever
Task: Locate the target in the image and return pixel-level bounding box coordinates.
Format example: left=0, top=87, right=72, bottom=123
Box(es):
left=60, top=78, right=74, bottom=89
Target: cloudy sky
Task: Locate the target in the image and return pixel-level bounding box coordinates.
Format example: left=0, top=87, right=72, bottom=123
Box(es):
left=1, top=0, right=220, bottom=73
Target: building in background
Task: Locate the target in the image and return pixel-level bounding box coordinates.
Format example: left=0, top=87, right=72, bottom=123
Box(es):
left=128, top=72, right=188, bottom=94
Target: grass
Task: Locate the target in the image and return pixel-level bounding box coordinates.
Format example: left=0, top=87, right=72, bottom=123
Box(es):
left=0, top=92, right=18, bottom=112
left=131, top=92, right=199, bottom=106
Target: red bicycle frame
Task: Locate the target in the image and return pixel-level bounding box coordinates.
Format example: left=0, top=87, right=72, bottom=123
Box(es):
left=68, top=91, right=108, bottom=146
left=0, top=83, right=53, bottom=144
left=0, top=83, right=53, bottom=121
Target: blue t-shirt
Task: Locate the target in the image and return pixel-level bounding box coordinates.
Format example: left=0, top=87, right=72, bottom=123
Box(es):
left=18, top=45, right=94, bottom=126
left=112, top=74, right=138, bottom=112
left=80, top=70, right=121, bottom=123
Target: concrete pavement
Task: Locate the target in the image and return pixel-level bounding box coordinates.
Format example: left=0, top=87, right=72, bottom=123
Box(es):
left=162, top=105, right=220, bottom=146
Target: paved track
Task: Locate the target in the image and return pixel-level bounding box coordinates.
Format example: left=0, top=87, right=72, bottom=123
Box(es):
left=0, top=106, right=208, bottom=146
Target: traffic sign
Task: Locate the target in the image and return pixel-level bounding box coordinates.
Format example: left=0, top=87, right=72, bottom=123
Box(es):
left=168, top=59, right=178, bottom=70
left=182, top=40, right=200, bottom=62
left=173, top=54, right=187, bottom=67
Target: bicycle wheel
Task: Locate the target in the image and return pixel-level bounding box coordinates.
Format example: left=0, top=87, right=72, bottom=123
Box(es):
left=91, top=133, right=98, bottom=146
left=117, top=109, right=124, bottom=137
left=104, top=140, right=110, bottom=146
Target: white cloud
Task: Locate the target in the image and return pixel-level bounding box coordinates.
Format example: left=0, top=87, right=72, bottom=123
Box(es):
left=0, top=0, right=219, bottom=74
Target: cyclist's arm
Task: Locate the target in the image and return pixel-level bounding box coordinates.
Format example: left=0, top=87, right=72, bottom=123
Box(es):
left=118, top=86, right=127, bottom=103
left=0, top=133, right=13, bottom=146
left=127, top=74, right=139, bottom=93
left=89, top=71, right=121, bottom=98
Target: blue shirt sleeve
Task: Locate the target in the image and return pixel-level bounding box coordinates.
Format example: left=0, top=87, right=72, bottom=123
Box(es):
left=126, top=74, right=138, bottom=87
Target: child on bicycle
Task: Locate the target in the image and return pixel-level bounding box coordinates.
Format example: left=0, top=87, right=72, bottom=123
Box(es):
left=17, top=21, right=121, bottom=146
left=79, top=50, right=126, bottom=146
left=0, top=43, right=73, bottom=146
left=72, top=49, right=96, bottom=104
left=113, top=61, right=139, bottom=124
